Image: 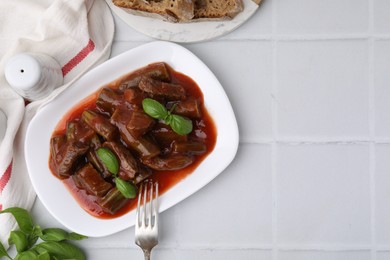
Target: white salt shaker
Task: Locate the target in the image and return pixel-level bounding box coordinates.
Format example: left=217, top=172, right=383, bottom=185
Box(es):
left=4, top=53, right=63, bottom=101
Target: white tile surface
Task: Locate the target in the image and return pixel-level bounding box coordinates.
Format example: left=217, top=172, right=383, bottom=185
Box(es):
left=186, top=42, right=273, bottom=142
left=374, top=41, right=390, bottom=138
left=85, top=248, right=273, bottom=260
left=275, top=0, right=368, bottom=34
left=176, top=249, right=273, bottom=260
left=26, top=1, right=390, bottom=259
left=221, top=0, right=273, bottom=39
left=373, top=0, right=390, bottom=33
left=374, top=144, right=390, bottom=245
left=278, top=250, right=371, bottom=260
left=174, top=144, right=272, bottom=246
left=276, top=40, right=369, bottom=139
left=377, top=252, right=390, bottom=260
left=276, top=144, right=371, bottom=245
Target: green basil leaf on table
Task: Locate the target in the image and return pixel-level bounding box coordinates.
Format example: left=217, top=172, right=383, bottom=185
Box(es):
left=36, top=251, right=50, bottom=260
left=40, top=228, right=69, bottom=242
left=0, top=207, right=34, bottom=234
left=39, top=228, right=87, bottom=242
left=27, top=235, right=39, bottom=251
left=34, top=241, right=85, bottom=260
left=0, top=240, right=11, bottom=259
left=96, top=148, right=119, bottom=175
left=115, top=178, right=137, bottom=199
left=142, top=98, right=168, bottom=119
left=67, top=232, right=88, bottom=241
left=170, top=114, right=193, bottom=136
left=8, top=230, right=28, bottom=252
left=32, top=225, right=43, bottom=238
left=14, top=250, right=38, bottom=260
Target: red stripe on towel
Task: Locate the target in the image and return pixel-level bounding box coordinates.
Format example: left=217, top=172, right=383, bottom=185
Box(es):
left=62, top=39, right=95, bottom=76
left=0, top=160, right=13, bottom=210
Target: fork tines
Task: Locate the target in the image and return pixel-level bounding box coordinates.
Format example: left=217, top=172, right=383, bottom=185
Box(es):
left=136, top=180, right=159, bottom=230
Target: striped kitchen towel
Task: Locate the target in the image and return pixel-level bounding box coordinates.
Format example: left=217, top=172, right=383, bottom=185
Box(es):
left=0, top=0, right=114, bottom=247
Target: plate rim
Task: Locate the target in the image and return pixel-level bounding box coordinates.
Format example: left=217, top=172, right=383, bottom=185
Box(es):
left=25, top=41, right=239, bottom=237
left=105, top=0, right=259, bottom=43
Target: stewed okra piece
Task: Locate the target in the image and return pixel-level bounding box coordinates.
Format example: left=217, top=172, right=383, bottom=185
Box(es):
left=142, top=154, right=194, bottom=171
left=119, top=62, right=171, bottom=91
left=126, top=110, right=155, bottom=138
left=152, top=123, right=187, bottom=147
left=87, top=150, right=112, bottom=179
left=66, top=120, right=95, bottom=143
left=110, top=108, right=160, bottom=158
left=133, top=166, right=152, bottom=185
left=82, top=110, right=117, bottom=141
left=50, top=138, right=89, bottom=179
left=172, top=141, right=207, bottom=155
left=50, top=135, right=66, bottom=157
left=96, top=88, right=126, bottom=115
left=72, top=163, right=113, bottom=197
left=103, top=141, right=138, bottom=181
left=167, top=98, right=202, bottom=119
left=123, top=88, right=148, bottom=108
left=97, top=188, right=129, bottom=214
left=138, top=76, right=186, bottom=100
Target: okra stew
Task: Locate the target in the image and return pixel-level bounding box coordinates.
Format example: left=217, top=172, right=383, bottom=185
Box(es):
left=49, top=62, right=217, bottom=218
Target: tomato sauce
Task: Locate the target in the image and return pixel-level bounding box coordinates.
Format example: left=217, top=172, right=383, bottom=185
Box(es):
left=50, top=64, right=217, bottom=219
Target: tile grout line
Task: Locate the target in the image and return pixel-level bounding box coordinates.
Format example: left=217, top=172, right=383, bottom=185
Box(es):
left=271, top=0, right=278, bottom=259
left=368, top=0, right=377, bottom=259
left=81, top=244, right=377, bottom=251
left=113, top=34, right=390, bottom=43
left=239, top=139, right=390, bottom=145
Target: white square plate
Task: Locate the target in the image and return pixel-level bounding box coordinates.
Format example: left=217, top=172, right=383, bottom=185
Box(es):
left=25, top=41, right=239, bottom=237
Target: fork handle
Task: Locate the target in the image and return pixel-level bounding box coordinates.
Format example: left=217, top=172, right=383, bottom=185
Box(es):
left=142, top=249, right=151, bottom=260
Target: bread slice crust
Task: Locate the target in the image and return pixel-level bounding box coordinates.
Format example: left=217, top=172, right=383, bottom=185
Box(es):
left=113, top=0, right=195, bottom=22
left=194, top=0, right=243, bottom=20
left=112, top=0, right=247, bottom=22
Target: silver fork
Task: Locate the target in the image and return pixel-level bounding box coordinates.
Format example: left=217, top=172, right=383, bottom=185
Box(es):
left=135, top=181, right=159, bottom=260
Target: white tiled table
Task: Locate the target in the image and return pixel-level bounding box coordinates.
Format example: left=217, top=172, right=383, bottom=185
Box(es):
left=31, top=0, right=390, bottom=259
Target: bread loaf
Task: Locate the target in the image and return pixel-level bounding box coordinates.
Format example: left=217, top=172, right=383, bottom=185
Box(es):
left=112, top=0, right=246, bottom=23
left=112, top=0, right=195, bottom=22
left=194, top=0, right=243, bottom=20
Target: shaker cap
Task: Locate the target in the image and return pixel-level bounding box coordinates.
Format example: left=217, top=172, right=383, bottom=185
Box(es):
left=4, top=53, right=42, bottom=90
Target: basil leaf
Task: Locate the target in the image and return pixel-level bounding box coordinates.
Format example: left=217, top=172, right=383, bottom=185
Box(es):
left=37, top=251, right=50, bottom=260
left=14, top=250, right=38, bottom=260
left=27, top=235, right=39, bottom=250
left=9, top=230, right=28, bottom=252
left=32, top=225, right=43, bottom=238
left=40, top=228, right=87, bottom=242
left=0, top=208, right=34, bottom=234
left=115, top=178, right=137, bottom=199
left=142, top=98, right=168, bottom=119
left=26, top=225, right=42, bottom=249
left=67, top=233, right=88, bottom=241
left=0, top=240, right=11, bottom=259
left=164, top=114, right=173, bottom=125
left=34, top=241, right=85, bottom=260
left=40, top=228, right=68, bottom=242
left=170, top=115, right=193, bottom=135
left=96, top=148, right=119, bottom=175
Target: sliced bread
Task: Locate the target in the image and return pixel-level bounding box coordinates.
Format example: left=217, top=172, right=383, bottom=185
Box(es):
left=193, top=0, right=244, bottom=20
left=112, top=0, right=195, bottom=22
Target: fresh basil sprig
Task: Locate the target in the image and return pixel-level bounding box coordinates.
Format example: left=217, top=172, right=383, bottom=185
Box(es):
left=0, top=207, right=87, bottom=260
left=96, top=148, right=137, bottom=199
left=142, top=98, right=193, bottom=136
